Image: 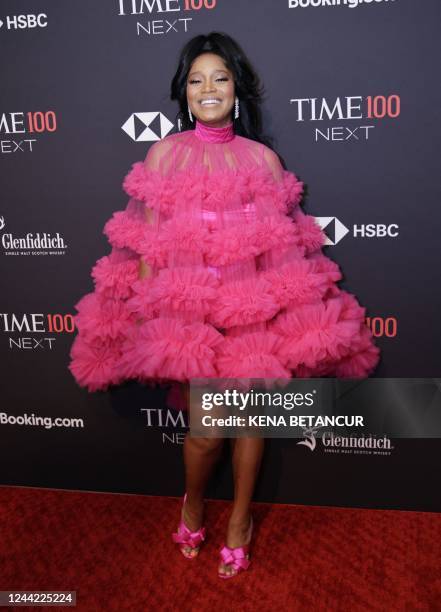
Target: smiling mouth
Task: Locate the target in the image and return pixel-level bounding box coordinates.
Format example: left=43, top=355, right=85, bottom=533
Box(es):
left=200, top=99, right=222, bottom=106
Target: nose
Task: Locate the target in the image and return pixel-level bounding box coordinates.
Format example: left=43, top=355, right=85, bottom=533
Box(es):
left=201, top=79, right=216, bottom=93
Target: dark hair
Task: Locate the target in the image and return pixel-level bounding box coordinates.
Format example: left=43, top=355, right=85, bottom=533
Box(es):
left=170, top=31, right=277, bottom=152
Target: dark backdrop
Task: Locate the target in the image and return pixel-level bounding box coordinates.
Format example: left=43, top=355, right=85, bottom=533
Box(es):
left=1, top=0, right=440, bottom=511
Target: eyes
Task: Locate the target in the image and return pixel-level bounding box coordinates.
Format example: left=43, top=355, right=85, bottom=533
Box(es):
left=188, top=77, right=229, bottom=85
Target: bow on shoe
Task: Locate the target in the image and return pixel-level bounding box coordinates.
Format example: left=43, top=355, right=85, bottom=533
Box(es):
left=172, top=522, right=206, bottom=548
left=219, top=545, right=251, bottom=571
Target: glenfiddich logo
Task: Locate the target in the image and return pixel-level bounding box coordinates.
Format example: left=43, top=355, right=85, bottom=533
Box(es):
left=0, top=215, right=67, bottom=256
left=297, top=427, right=395, bottom=456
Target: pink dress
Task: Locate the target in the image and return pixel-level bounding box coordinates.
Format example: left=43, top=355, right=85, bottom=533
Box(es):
left=68, top=119, right=380, bottom=397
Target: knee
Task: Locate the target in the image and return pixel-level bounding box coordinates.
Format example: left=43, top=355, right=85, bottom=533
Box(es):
left=188, top=435, right=224, bottom=454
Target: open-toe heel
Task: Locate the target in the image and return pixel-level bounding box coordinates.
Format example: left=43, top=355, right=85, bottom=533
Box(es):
left=218, top=515, right=253, bottom=579
left=172, top=493, right=206, bottom=560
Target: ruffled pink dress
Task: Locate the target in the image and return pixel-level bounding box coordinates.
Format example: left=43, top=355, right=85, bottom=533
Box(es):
left=68, top=118, right=380, bottom=400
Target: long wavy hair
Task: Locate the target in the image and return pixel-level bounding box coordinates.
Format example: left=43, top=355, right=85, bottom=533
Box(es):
left=170, top=31, right=281, bottom=157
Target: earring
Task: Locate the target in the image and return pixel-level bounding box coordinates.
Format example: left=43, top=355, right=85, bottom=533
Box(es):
left=177, top=116, right=182, bottom=132
left=188, top=105, right=193, bottom=122
left=234, top=96, right=239, bottom=119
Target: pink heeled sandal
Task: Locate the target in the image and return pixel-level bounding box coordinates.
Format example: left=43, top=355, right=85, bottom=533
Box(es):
left=218, top=515, right=254, bottom=579
left=172, top=493, right=206, bottom=559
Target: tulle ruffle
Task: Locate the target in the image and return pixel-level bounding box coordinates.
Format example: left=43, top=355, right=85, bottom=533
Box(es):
left=117, top=318, right=225, bottom=381
left=69, top=269, right=380, bottom=393
left=103, top=210, right=148, bottom=254
left=207, top=276, right=280, bottom=328
left=69, top=335, right=125, bottom=392
left=215, top=331, right=292, bottom=380
left=261, top=259, right=336, bottom=309
left=269, top=290, right=380, bottom=378
left=91, top=255, right=139, bottom=300
left=139, top=266, right=220, bottom=318
left=102, top=208, right=323, bottom=268
left=122, top=163, right=304, bottom=218
left=68, top=292, right=136, bottom=392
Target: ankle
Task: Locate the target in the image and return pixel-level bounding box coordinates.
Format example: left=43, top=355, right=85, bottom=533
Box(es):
left=184, top=493, right=204, bottom=512
left=182, top=495, right=204, bottom=531
left=228, top=512, right=251, bottom=528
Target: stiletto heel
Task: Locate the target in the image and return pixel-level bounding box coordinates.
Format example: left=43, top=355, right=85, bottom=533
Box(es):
left=172, top=493, right=206, bottom=559
left=218, top=515, right=253, bottom=579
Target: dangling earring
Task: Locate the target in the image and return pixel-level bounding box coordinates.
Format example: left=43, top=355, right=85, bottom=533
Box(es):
left=234, top=95, right=240, bottom=119
left=177, top=116, right=182, bottom=132
left=188, top=105, right=193, bottom=122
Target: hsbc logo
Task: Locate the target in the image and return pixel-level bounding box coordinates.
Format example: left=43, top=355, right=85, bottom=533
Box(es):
left=315, top=217, right=399, bottom=244
left=0, top=14, right=48, bottom=30
left=121, top=112, right=174, bottom=142
left=315, top=217, right=350, bottom=245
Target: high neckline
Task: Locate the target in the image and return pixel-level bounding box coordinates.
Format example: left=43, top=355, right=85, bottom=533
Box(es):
left=194, top=118, right=235, bottom=143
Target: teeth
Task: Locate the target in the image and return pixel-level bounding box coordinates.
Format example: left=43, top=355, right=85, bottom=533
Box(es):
left=201, top=99, right=220, bottom=105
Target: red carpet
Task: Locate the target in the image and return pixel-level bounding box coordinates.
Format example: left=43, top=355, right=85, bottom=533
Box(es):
left=0, top=486, right=440, bottom=611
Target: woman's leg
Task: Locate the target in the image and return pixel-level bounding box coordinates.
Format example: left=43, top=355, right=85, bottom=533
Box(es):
left=219, top=437, right=265, bottom=576
left=180, top=433, right=224, bottom=556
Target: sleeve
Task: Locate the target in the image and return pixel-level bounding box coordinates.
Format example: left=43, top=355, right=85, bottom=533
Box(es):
left=68, top=142, right=171, bottom=392
left=138, top=139, right=176, bottom=276
left=261, top=145, right=305, bottom=215
left=101, top=139, right=175, bottom=270
left=143, top=138, right=166, bottom=171
left=137, top=144, right=161, bottom=278
left=262, top=145, right=285, bottom=183
left=261, top=144, right=325, bottom=254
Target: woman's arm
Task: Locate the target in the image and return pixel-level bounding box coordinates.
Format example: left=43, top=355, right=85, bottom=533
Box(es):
left=138, top=258, right=151, bottom=280
left=137, top=142, right=163, bottom=281
left=136, top=138, right=172, bottom=280
left=138, top=204, right=153, bottom=280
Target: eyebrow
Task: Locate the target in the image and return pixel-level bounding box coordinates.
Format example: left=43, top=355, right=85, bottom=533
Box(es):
left=187, top=69, right=229, bottom=78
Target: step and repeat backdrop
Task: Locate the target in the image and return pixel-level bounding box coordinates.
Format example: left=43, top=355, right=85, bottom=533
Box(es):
left=1, top=0, right=440, bottom=511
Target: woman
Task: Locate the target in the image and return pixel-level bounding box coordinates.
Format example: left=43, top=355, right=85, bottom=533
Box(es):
left=69, top=32, right=380, bottom=579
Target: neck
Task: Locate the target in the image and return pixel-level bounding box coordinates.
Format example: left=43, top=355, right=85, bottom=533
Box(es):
left=194, top=118, right=235, bottom=143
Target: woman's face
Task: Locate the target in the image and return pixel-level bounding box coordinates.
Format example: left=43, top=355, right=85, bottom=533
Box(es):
left=186, top=52, right=235, bottom=127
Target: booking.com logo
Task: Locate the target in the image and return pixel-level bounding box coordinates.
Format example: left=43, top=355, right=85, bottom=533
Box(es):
left=288, top=0, right=396, bottom=9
